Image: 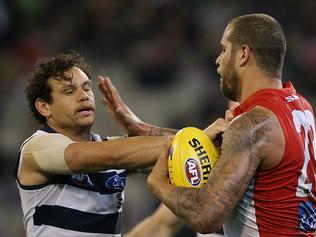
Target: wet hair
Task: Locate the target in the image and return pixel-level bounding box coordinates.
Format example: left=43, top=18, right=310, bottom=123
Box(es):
left=26, top=51, right=91, bottom=124
left=228, top=13, right=286, bottom=78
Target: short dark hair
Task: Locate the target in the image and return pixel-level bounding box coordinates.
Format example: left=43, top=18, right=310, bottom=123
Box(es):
left=26, top=51, right=92, bottom=124
left=228, top=14, right=286, bottom=78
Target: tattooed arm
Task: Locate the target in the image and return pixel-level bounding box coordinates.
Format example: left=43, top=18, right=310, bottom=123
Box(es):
left=147, top=106, right=284, bottom=233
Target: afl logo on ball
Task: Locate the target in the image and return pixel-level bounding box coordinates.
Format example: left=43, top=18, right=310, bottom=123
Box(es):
left=184, top=158, right=201, bottom=186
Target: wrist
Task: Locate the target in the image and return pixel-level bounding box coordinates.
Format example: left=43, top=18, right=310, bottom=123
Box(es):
left=139, top=123, right=158, bottom=136
left=148, top=173, right=171, bottom=199
left=149, top=180, right=172, bottom=201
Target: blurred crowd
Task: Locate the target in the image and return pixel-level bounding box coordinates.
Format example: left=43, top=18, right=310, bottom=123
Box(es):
left=0, top=0, right=315, bottom=236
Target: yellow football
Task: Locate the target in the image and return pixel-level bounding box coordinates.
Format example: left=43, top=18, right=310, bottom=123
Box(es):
left=168, top=127, right=219, bottom=188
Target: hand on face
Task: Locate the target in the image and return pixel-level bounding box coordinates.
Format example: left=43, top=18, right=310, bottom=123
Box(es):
left=147, top=137, right=173, bottom=196
left=97, top=76, right=148, bottom=136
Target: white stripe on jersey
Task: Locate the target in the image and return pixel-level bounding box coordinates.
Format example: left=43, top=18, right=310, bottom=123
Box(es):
left=223, top=179, right=259, bottom=237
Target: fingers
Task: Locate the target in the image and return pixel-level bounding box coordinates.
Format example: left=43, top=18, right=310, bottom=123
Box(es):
left=228, top=100, right=239, bottom=109
left=97, top=76, right=119, bottom=99
left=212, top=118, right=230, bottom=131
left=148, top=137, right=173, bottom=193
left=164, top=136, right=173, bottom=158
left=101, top=98, right=115, bottom=114
left=203, top=118, right=230, bottom=141
left=97, top=76, right=109, bottom=98
left=156, top=136, right=173, bottom=166
left=154, top=137, right=173, bottom=171
left=225, top=101, right=239, bottom=121
left=225, top=109, right=234, bottom=122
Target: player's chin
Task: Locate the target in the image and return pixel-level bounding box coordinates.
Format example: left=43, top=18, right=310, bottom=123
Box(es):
left=78, top=116, right=95, bottom=127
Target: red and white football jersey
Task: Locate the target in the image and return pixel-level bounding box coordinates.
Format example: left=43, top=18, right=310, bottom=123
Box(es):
left=224, top=82, right=316, bottom=236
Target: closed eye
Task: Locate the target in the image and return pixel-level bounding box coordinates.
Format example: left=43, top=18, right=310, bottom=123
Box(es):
left=82, top=81, right=92, bottom=91
left=65, top=90, right=74, bottom=95
left=61, top=86, right=75, bottom=95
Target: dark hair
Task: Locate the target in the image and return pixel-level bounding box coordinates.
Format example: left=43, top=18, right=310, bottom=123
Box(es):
left=228, top=14, right=286, bottom=78
left=26, top=51, right=92, bottom=124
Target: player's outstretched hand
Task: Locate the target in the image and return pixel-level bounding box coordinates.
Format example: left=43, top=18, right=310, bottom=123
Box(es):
left=97, top=76, right=150, bottom=136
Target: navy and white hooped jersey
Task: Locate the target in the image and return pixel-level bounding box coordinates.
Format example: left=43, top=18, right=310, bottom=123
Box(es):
left=15, top=126, right=128, bottom=237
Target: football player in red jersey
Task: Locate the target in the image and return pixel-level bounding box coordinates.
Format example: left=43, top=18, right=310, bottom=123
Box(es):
left=102, top=14, right=316, bottom=237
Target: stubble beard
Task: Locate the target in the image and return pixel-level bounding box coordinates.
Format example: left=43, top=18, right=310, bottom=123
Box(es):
left=219, top=57, right=241, bottom=102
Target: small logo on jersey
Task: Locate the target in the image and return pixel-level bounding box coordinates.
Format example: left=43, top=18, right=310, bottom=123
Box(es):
left=298, top=201, right=316, bottom=231
left=105, top=174, right=126, bottom=191
left=71, top=173, right=94, bottom=187
left=285, top=94, right=299, bottom=102
left=116, top=193, right=124, bottom=209
left=184, top=158, right=201, bottom=186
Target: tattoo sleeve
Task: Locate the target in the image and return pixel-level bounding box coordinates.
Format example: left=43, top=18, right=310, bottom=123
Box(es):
left=162, top=108, right=273, bottom=231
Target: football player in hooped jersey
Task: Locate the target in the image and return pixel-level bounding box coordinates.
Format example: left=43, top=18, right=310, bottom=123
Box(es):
left=102, top=14, right=316, bottom=236
left=15, top=52, right=179, bottom=237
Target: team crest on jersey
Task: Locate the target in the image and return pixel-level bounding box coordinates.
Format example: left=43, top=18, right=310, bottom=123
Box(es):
left=71, top=173, right=94, bottom=187
left=298, top=201, right=316, bottom=231
left=105, top=174, right=126, bottom=191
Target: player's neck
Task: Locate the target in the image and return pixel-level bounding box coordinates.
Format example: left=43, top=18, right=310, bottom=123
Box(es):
left=239, top=71, right=282, bottom=104
left=46, top=122, right=92, bottom=142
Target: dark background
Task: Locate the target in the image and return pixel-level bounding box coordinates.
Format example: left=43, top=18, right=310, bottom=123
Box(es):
left=0, top=0, right=315, bottom=236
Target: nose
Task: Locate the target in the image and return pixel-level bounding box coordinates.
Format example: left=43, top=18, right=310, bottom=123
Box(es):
left=78, top=88, right=89, bottom=101
left=215, top=54, right=221, bottom=66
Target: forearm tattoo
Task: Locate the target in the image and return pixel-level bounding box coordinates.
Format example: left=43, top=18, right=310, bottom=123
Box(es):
left=164, top=108, right=273, bottom=228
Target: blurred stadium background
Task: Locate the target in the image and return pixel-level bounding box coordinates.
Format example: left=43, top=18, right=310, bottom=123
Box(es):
left=0, top=0, right=315, bottom=236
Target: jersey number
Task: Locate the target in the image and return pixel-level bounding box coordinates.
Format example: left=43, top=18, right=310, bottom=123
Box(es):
left=292, top=110, right=316, bottom=197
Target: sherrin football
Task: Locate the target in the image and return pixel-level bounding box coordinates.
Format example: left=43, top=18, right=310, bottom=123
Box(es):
left=168, top=127, right=219, bottom=188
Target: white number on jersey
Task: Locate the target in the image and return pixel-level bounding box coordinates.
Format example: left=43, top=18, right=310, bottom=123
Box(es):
left=292, top=110, right=316, bottom=197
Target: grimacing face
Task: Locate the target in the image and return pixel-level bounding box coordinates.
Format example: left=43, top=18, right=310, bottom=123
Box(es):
left=215, top=26, right=241, bottom=102
left=45, top=66, right=96, bottom=131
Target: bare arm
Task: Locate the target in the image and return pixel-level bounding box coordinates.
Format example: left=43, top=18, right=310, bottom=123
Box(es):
left=124, top=204, right=183, bottom=237
left=98, top=76, right=177, bottom=136
left=148, top=107, right=281, bottom=233
left=65, top=136, right=166, bottom=172
left=18, top=136, right=167, bottom=186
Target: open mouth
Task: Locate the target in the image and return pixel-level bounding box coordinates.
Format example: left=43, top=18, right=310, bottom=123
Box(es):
left=77, top=105, right=94, bottom=116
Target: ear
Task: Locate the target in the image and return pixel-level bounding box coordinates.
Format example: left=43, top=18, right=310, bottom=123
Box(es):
left=238, top=44, right=251, bottom=66
left=35, top=98, right=51, bottom=118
